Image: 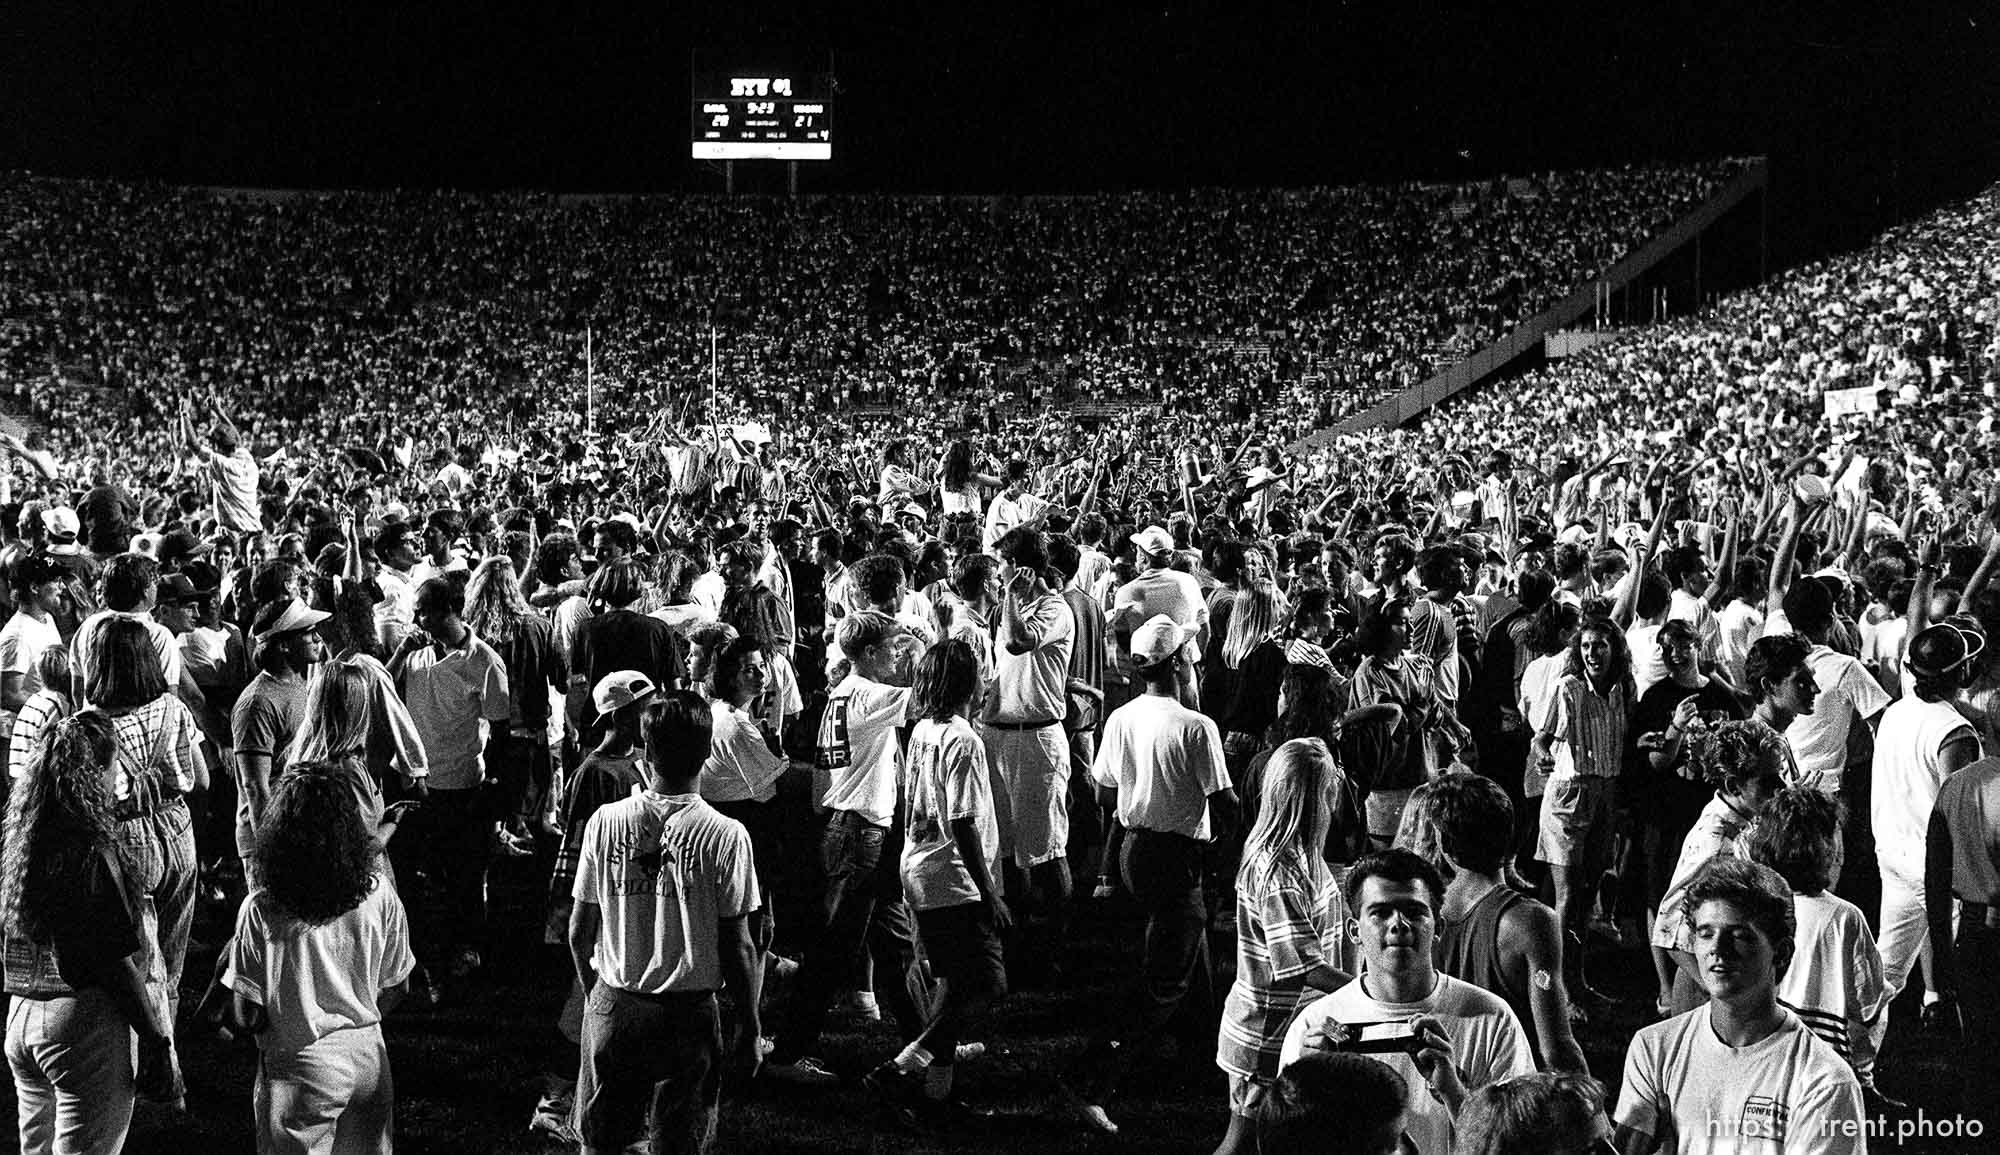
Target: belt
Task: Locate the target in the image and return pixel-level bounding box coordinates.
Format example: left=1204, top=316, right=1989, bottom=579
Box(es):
left=1962, top=901, right=2000, bottom=930
left=988, top=718, right=1061, bottom=731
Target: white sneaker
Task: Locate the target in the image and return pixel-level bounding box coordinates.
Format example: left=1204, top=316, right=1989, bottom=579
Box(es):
left=763, top=1056, right=840, bottom=1087
left=954, top=1041, right=987, bottom=1062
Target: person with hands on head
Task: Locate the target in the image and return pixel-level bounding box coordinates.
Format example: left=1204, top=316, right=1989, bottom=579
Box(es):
left=568, top=691, right=762, bottom=1155
left=1278, top=848, right=1535, bottom=1155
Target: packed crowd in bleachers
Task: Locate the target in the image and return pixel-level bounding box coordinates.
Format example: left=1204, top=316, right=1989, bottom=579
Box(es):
left=1, top=165, right=1997, bottom=1154
left=1, top=163, right=1735, bottom=463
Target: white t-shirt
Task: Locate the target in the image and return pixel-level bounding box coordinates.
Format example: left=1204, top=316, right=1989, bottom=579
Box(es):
left=900, top=716, right=1001, bottom=911
left=1614, top=1005, right=1865, bottom=1154
left=818, top=673, right=913, bottom=827
left=1112, top=567, right=1209, bottom=662
left=400, top=636, right=511, bottom=791
left=0, top=610, right=61, bottom=699
left=1871, top=695, right=1978, bottom=884
left=1782, top=646, right=1889, bottom=794
left=205, top=446, right=262, bottom=533
left=223, top=872, right=413, bottom=1060
left=699, top=699, right=788, bottom=805
left=74, top=609, right=187, bottom=701
left=1860, top=615, right=1905, bottom=690
left=1278, top=973, right=1535, bottom=1155
left=1777, top=891, right=1885, bottom=1079
left=1091, top=694, right=1230, bottom=840
left=985, top=591, right=1074, bottom=724
left=1717, top=599, right=1764, bottom=687
left=1629, top=622, right=1667, bottom=700
left=572, top=790, right=759, bottom=994
left=1669, top=588, right=1723, bottom=666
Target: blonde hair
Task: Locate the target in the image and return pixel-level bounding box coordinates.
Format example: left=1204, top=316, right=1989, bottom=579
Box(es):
left=1223, top=581, right=1287, bottom=670
left=289, top=660, right=375, bottom=765
left=1239, top=738, right=1341, bottom=897
left=465, top=555, right=534, bottom=645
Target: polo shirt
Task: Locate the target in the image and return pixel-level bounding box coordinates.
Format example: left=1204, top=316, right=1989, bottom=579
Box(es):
left=986, top=591, right=1074, bottom=726
left=400, top=634, right=510, bottom=791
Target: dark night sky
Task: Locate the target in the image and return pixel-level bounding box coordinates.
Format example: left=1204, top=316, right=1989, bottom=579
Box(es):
left=6, top=2, right=1999, bottom=266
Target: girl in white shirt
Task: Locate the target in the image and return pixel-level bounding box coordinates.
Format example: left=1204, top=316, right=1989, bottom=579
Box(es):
left=225, top=760, right=413, bottom=1155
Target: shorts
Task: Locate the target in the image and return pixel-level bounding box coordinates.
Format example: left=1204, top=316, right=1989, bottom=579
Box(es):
left=914, top=902, right=1008, bottom=1005
left=1536, top=775, right=1614, bottom=868
left=575, top=984, right=721, bottom=1151
left=980, top=724, right=1071, bottom=869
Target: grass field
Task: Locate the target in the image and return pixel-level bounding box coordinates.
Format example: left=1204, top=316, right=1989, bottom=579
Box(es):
left=14, top=793, right=1994, bottom=1154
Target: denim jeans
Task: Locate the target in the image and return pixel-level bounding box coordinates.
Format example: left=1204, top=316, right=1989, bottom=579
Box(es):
left=771, top=810, right=926, bottom=1062
left=256, top=1024, right=393, bottom=1154
left=1076, top=827, right=1213, bottom=1101
left=7, top=988, right=137, bottom=1155
left=111, top=798, right=197, bottom=1031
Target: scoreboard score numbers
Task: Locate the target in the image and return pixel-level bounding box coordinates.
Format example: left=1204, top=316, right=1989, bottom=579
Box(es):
left=691, top=73, right=833, bottom=161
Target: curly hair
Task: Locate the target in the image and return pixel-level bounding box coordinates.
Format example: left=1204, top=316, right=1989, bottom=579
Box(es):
left=464, top=555, right=534, bottom=646
left=0, top=712, right=119, bottom=940
left=1684, top=718, right=1791, bottom=793
left=1745, top=787, right=1842, bottom=895
left=1680, top=856, right=1796, bottom=966
left=252, top=758, right=381, bottom=925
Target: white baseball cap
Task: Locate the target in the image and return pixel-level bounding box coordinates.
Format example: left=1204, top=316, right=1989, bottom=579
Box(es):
left=1129, top=525, right=1174, bottom=556
left=1130, top=614, right=1185, bottom=665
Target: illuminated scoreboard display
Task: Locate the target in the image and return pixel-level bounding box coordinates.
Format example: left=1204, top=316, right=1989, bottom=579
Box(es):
left=691, top=73, right=833, bottom=161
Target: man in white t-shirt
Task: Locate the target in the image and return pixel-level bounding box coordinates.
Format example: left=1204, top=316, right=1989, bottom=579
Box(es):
left=981, top=527, right=1076, bottom=983
left=1066, top=615, right=1234, bottom=1135
left=1111, top=526, right=1208, bottom=707
left=1614, top=858, right=1865, bottom=1155
left=569, top=691, right=761, bottom=1153
left=1664, top=543, right=1725, bottom=670
left=1772, top=578, right=1889, bottom=796
left=764, top=611, right=927, bottom=1086
left=981, top=461, right=1045, bottom=551
left=1869, top=624, right=1982, bottom=1059
left=0, top=554, right=66, bottom=771
left=1277, top=849, right=1535, bottom=1155
left=178, top=401, right=262, bottom=535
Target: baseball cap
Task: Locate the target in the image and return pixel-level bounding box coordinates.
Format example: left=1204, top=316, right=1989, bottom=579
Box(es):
left=593, top=670, right=658, bottom=719
left=1130, top=614, right=1186, bottom=664
left=1130, top=525, right=1174, bottom=556
left=1906, top=623, right=1982, bottom=679
left=41, top=507, right=79, bottom=541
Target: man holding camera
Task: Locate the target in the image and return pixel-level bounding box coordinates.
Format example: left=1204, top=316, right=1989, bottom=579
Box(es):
left=1279, top=849, right=1534, bottom=1155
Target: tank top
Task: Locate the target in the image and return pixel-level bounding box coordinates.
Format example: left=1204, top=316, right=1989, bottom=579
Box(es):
left=1437, top=883, right=1540, bottom=1059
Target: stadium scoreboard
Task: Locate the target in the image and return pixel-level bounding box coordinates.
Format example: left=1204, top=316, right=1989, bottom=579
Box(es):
left=691, top=73, right=833, bottom=161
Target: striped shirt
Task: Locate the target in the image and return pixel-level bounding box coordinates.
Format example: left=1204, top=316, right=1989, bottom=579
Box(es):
left=1217, top=854, right=1350, bottom=1081
left=1777, top=891, right=1884, bottom=1077
left=7, top=688, right=71, bottom=779
left=1543, top=672, right=1632, bottom=779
